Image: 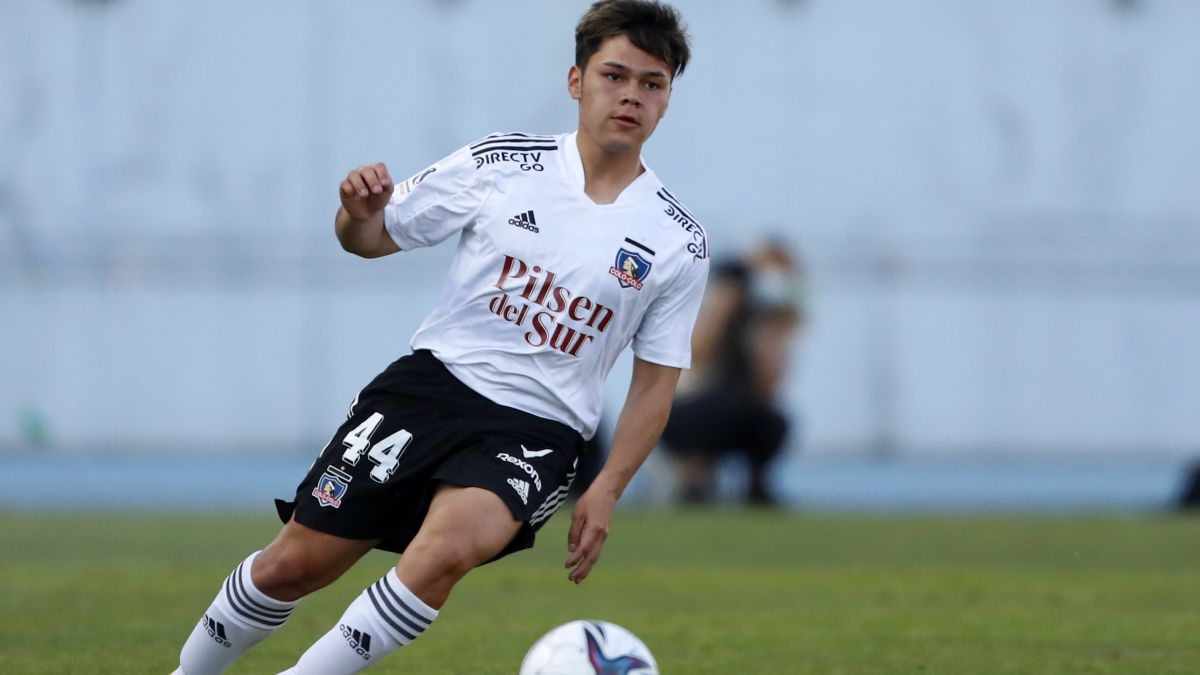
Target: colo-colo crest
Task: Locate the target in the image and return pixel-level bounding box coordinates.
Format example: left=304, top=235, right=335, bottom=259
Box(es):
left=609, top=249, right=651, bottom=291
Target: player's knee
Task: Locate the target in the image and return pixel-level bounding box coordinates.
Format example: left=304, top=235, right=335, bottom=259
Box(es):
left=407, top=531, right=492, bottom=580
left=252, top=548, right=333, bottom=601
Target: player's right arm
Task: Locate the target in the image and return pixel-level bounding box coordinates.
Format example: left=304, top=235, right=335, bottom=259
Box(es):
left=336, top=163, right=401, bottom=258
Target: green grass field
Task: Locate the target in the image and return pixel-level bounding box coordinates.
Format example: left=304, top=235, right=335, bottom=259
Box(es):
left=1, top=509, right=1197, bottom=674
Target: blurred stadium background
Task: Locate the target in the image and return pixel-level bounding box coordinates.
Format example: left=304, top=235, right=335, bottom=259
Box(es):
left=2, top=0, right=1199, bottom=513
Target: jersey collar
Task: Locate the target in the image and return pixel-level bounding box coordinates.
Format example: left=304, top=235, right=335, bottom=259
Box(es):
left=563, top=131, right=659, bottom=207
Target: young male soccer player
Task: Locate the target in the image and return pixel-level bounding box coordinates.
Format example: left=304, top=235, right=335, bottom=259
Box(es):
left=172, top=2, right=707, bottom=672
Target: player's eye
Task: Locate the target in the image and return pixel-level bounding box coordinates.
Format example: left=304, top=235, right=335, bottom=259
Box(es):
left=644, top=81, right=661, bottom=90
left=605, top=73, right=621, bottom=82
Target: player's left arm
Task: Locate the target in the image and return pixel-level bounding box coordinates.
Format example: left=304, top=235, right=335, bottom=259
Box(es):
left=565, top=357, right=680, bottom=584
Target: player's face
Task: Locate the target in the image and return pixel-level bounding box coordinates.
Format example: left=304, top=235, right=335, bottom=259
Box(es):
left=569, top=34, right=672, bottom=156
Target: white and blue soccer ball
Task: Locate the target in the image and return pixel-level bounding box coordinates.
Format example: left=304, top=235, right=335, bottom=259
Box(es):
left=519, top=620, right=659, bottom=675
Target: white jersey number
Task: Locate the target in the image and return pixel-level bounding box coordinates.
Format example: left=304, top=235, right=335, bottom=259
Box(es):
left=340, top=413, right=414, bottom=483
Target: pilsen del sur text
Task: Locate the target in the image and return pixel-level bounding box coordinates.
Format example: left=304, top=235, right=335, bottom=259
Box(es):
left=487, top=254, right=614, bottom=357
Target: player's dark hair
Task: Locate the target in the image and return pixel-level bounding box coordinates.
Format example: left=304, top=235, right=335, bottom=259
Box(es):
left=575, top=0, right=691, bottom=79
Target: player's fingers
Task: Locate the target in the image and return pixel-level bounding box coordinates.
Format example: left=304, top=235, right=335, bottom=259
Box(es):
left=345, top=169, right=370, bottom=198
left=359, top=165, right=387, bottom=195
left=567, top=512, right=585, bottom=554
left=569, top=560, right=592, bottom=584
left=567, top=552, right=590, bottom=582
left=568, top=536, right=604, bottom=583
left=565, top=538, right=591, bottom=569
left=565, top=524, right=593, bottom=568
left=565, top=523, right=605, bottom=571
left=372, top=162, right=393, bottom=190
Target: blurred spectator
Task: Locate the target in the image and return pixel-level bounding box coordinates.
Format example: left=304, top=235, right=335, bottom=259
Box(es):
left=660, top=238, right=807, bottom=505
left=1178, top=460, right=1200, bottom=510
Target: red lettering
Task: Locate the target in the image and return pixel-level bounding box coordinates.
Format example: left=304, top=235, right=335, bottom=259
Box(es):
left=503, top=303, right=522, bottom=323
left=587, top=304, right=614, bottom=332
left=491, top=291, right=529, bottom=326
left=567, top=332, right=595, bottom=356
left=534, top=271, right=557, bottom=306
left=548, top=285, right=571, bottom=313
left=549, top=324, right=579, bottom=353
left=525, top=311, right=554, bottom=347
left=498, top=255, right=614, bottom=349
left=488, top=293, right=507, bottom=315
left=568, top=296, right=593, bottom=321
left=496, top=256, right=527, bottom=289
left=521, top=265, right=542, bottom=299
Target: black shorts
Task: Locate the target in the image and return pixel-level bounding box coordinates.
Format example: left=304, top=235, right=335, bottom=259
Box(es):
left=275, top=350, right=585, bottom=560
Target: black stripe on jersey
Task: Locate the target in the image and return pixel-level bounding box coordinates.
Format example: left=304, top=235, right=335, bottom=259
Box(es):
left=470, top=144, right=558, bottom=157
left=656, top=189, right=701, bottom=224
left=471, top=131, right=555, bottom=145
left=660, top=187, right=696, bottom=216
left=471, top=138, right=558, bottom=152
left=624, top=237, right=655, bottom=256
left=470, top=134, right=557, bottom=151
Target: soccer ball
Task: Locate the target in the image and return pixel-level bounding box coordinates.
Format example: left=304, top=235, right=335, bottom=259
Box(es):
left=519, top=620, right=659, bottom=675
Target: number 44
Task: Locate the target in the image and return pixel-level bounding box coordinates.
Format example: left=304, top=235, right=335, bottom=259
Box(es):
left=340, top=413, right=413, bottom=483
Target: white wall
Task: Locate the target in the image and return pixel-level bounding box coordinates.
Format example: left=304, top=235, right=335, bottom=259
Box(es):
left=2, top=0, right=1198, bottom=458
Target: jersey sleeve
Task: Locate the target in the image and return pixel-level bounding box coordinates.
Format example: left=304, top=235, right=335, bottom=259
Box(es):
left=383, top=143, right=487, bottom=251
left=632, top=256, right=711, bottom=369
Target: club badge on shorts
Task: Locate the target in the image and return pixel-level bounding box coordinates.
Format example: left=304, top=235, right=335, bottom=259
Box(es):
left=609, top=248, right=652, bottom=290
left=313, top=465, right=353, bottom=508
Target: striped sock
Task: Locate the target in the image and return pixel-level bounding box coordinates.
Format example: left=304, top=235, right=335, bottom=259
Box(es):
left=287, top=569, right=438, bottom=674
left=176, top=551, right=299, bottom=675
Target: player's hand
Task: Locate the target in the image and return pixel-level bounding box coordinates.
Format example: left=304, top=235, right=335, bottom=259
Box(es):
left=339, top=163, right=394, bottom=220
left=565, top=483, right=617, bottom=584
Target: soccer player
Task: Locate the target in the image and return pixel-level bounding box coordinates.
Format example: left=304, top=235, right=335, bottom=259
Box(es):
left=171, top=1, right=706, bottom=673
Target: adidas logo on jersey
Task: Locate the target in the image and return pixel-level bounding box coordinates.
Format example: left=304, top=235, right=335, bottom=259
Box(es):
left=340, top=623, right=373, bottom=660
left=508, top=477, right=530, bottom=504
left=508, top=210, right=539, bottom=233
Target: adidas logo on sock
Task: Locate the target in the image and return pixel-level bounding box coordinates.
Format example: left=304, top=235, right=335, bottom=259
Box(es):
left=203, top=614, right=231, bottom=648
left=340, top=623, right=373, bottom=661
left=507, top=210, right=539, bottom=233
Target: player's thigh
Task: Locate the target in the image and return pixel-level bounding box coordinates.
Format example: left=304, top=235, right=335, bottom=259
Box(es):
left=252, top=517, right=379, bottom=600
left=397, top=484, right=522, bottom=579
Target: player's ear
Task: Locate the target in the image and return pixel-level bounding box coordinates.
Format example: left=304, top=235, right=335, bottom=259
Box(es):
left=567, top=65, right=582, bottom=101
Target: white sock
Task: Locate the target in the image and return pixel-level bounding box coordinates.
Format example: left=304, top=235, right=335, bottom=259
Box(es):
left=177, top=551, right=299, bottom=675
left=286, top=569, right=439, bottom=674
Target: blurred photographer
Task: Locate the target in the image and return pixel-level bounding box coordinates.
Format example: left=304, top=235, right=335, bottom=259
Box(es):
left=661, top=239, right=806, bottom=505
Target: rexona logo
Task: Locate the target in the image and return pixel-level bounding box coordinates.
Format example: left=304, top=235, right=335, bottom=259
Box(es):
left=487, top=254, right=615, bottom=358
left=496, top=452, right=543, bottom=491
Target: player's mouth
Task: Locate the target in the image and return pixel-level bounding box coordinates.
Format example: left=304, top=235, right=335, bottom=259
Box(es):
left=612, top=114, right=640, bottom=128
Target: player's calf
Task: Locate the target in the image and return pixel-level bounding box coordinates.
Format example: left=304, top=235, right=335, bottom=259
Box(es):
left=282, top=569, right=439, bottom=675
left=175, top=551, right=300, bottom=675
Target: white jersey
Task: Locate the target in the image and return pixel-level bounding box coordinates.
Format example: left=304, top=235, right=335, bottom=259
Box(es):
left=384, top=131, right=710, bottom=438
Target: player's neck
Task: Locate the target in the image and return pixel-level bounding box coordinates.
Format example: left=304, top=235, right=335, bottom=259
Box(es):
left=575, top=130, right=645, bottom=206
